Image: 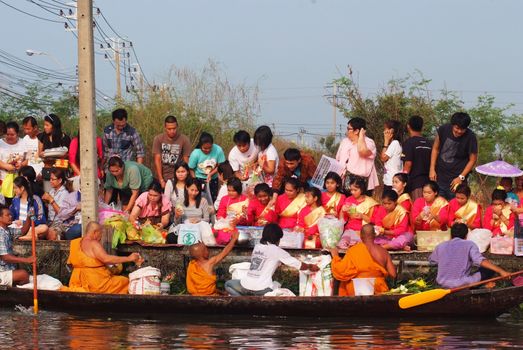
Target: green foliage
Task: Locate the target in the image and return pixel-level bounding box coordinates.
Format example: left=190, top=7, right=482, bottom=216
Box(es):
left=332, top=68, right=523, bottom=197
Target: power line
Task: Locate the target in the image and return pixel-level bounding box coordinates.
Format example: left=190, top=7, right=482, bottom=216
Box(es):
left=0, top=0, right=63, bottom=23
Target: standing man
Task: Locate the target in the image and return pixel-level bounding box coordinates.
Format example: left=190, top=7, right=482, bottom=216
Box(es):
left=336, top=117, right=379, bottom=195
left=402, top=115, right=432, bottom=200
left=152, top=115, right=192, bottom=188
left=103, top=108, right=145, bottom=166
left=21, top=116, right=43, bottom=176
left=430, top=112, right=478, bottom=200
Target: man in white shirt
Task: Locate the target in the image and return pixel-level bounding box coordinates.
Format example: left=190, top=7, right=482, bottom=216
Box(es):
left=21, top=116, right=43, bottom=175
left=228, top=130, right=258, bottom=183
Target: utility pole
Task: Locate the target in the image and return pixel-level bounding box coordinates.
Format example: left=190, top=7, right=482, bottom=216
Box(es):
left=114, top=38, right=122, bottom=99
left=77, top=0, right=98, bottom=230
left=332, top=82, right=337, bottom=137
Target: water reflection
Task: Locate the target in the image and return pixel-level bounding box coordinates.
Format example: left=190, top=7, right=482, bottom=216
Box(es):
left=1, top=309, right=522, bottom=349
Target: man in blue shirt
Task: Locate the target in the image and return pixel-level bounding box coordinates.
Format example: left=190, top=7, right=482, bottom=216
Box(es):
left=0, top=205, right=35, bottom=287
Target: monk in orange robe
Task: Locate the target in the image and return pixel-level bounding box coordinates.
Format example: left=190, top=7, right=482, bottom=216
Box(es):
left=330, top=224, right=396, bottom=296
left=186, top=231, right=239, bottom=296
left=62, top=222, right=143, bottom=294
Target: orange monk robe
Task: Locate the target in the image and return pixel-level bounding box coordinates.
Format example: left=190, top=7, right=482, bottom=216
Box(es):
left=61, top=238, right=129, bottom=294
left=186, top=260, right=217, bottom=296
left=331, top=242, right=389, bottom=296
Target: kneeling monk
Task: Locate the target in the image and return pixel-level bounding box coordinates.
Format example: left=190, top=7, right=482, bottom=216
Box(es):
left=330, top=224, right=396, bottom=296
left=186, top=230, right=239, bottom=296
left=62, top=221, right=143, bottom=294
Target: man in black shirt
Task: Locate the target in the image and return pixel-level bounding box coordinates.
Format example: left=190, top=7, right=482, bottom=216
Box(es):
left=402, top=116, right=432, bottom=200
left=429, top=112, right=478, bottom=200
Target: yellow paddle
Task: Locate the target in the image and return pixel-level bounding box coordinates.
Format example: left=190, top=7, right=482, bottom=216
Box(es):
left=398, top=270, right=523, bottom=309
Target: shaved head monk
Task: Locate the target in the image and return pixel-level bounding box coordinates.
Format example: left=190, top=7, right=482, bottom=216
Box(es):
left=330, top=224, right=397, bottom=296
left=62, top=221, right=143, bottom=294
left=186, top=230, right=239, bottom=296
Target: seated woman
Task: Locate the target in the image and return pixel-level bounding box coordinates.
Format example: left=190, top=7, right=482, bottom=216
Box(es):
left=483, top=188, right=515, bottom=236
left=41, top=168, right=79, bottom=240
left=275, top=177, right=306, bottom=230
left=392, top=173, right=411, bottom=213
left=165, top=161, right=190, bottom=210
left=103, top=156, right=154, bottom=213
left=447, top=184, right=482, bottom=230
left=337, top=178, right=379, bottom=249
left=246, top=183, right=278, bottom=226
left=62, top=221, right=143, bottom=294
left=10, top=176, right=48, bottom=240
left=215, top=177, right=249, bottom=244
left=296, top=187, right=326, bottom=248
left=174, top=178, right=210, bottom=224
left=129, top=181, right=171, bottom=229
left=321, top=171, right=346, bottom=218
left=411, top=181, right=449, bottom=232
left=373, top=189, right=413, bottom=250
left=224, top=223, right=318, bottom=296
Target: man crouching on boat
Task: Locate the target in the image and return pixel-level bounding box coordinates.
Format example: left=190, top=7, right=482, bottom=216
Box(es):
left=186, top=230, right=239, bottom=296
left=61, top=221, right=143, bottom=294
left=329, top=224, right=396, bottom=296
left=430, top=223, right=509, bottom=289
left=0, top=205, right=35, bottom=287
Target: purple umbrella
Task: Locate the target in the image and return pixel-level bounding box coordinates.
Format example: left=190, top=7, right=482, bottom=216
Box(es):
left=475, top=160, right=523, bottom=177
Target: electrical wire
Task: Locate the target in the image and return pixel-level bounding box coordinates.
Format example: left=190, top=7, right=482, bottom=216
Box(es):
left=0, top=0, right=63, bottom=23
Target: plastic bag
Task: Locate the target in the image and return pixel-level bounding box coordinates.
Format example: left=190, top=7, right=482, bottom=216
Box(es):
left=199, top=221, right=216, bottom=246
left=1, top=173, right=15, bottom=198
left=318, top=217, right=344, bottom=249
left=490, top=235, right=514, bottom=255
left=17, top=274, right=63, bottom=291
left=467, top=229, right=492, bottom=253
left=299, top=254, right=333, bottom=296
left=178, top=223, right=202, bottom=245
left=129, top=267, right=161, bottom=295
left=141, top=224, right=165, bottom=244
left=213, top=218, right=232, bottom=231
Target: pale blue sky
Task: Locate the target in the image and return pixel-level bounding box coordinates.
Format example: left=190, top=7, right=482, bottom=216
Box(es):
left=1, top=0, right=522, bottom=143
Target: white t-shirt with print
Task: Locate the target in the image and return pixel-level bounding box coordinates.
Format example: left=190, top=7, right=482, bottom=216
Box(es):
left=22, top=135, right=43, bottom=175
left=240, top=243, right=301, bottom=291
left=0, top=139, right=27, bottom=180
left=228, top=139, right=259, bottom=175
left=383, top=139, right=403, bottom=186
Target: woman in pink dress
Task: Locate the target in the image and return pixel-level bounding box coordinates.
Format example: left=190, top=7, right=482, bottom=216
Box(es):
left=246, top=183, right=278, bottom=226
left=321, top=172, right=346, bottom=218
left=411, top=181, right=449, bottom=232
left=275, top=178, right=306, bottom=229
left=215, top=177, right=249, bottom=244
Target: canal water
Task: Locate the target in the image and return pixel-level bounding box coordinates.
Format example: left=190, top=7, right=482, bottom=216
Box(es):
left=1, top=308, right=522, bottom=349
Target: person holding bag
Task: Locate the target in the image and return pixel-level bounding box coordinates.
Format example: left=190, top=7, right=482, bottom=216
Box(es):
left=336, top=117, right=378, bottom=196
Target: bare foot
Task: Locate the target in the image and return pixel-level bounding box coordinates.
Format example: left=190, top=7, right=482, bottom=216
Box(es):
left=18, top=235, right=33, bottom=241
left=484, top=282, right=496, bottom=289
left=404, top=245, right=411, bottom=252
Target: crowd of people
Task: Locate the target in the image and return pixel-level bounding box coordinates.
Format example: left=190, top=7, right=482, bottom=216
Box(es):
left=0, top=107, right=521, bottom=294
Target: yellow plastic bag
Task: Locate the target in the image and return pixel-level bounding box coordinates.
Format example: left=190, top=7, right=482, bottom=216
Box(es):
left=1, top=173, right=15, bottom=198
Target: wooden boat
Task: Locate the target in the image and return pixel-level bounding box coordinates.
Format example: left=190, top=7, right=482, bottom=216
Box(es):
left=1, top=285, right=522, bottom=318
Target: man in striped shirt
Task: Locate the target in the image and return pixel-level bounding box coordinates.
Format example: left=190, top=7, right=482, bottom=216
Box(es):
left=103, top=108, right=145, bottom=166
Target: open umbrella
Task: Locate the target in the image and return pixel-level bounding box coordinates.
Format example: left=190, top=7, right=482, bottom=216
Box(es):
left=475, top=160, right=523, bottom=177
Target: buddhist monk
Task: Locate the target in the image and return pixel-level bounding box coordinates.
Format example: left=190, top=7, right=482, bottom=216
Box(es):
left=62, top=221, right=143, bottom=294
left=330, top=224, right=396, bottom=296
left=186, top=230, right=239, bottom=296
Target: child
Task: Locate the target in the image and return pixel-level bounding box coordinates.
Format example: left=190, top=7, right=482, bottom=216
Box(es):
left=253, top=126, right=279, bottom=187
left=392, top=173, right=412, bottom=213
left=214, top=161, right=235, bottom=212
left=373, top=190, right=413, bottom=251
left=500, top=177, right=520, bottom=205
left=186, top=230, right=239, bottom=296
left=296, top=187, right=326, bottom=248
left=228, top=130, right=258, bottom=184
left=215, top=177, right=249, bottom=245
left=321, top=171, right=346, bottom=218
left=188, top=132, right=226, bottom=202
left=337, top=178, right=379, bottom=249
left=275, top=177, right=306, bottom=229
left=246, top=183, right=278, bottom=226
left=483, top=188, right=515, bottom=236
left=411, top=181, right=449, bottom=232
left=380, top=120, right=403, bottom=191
left=447, top=184, right=482, bottom=230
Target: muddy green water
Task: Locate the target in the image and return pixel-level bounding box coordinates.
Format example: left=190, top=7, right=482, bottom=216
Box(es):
left=1, top=308, right=522, bottom=349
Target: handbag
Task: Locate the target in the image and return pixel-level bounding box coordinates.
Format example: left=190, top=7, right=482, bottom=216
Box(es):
left=1, top=173, right=15, bottom=198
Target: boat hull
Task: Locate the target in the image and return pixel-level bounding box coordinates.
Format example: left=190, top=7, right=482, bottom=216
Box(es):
left=1, top=286, right=522, bottom=318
